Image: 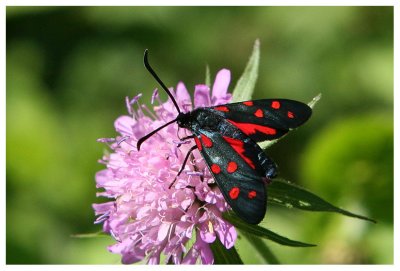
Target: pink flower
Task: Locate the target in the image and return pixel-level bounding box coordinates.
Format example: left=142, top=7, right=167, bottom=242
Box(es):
left=93, top=69, right=236, bottom=264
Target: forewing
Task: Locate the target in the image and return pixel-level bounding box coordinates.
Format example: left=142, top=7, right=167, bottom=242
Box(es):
left=212, top=99, right=312, bottom=142
left=193, top=127, right=272, bottom=224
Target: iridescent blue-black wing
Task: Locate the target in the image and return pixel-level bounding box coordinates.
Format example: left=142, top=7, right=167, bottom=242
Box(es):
left=192, top=119, right=277, bottom=224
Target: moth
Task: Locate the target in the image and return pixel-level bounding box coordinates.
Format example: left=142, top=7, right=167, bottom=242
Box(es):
left=137, top=50, right=312, bottom=224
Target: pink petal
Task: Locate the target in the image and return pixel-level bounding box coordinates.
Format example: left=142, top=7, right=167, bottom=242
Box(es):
left=144, top=192, right=158, bottom=201
left=121, top=252, right=145, bottom=264
left=173, top=189, right=194, bottom=210
left=185, top=224, right=195, bottom=239
left=182, top=232, right=214, bottom=264
left=200, top=243, right=213, bottom=264
left=176, top=82, right=191, bottom=103
left=161, top=88, right=179, bottom=113
left=205, top=190, right=218, bottom=204
left=92, top=202, right=114, bottom=215
left=95, top=169, right=112, bottom=187
left=182, top=250, right=197, bottom=264
left=215, top=219, right=237, bottom=249
left=109, top=240, right=145, bottom=264
left=212, top=69, right=231, bottom=100
left=194, top=84, right=211, bottom=108
left=147, top=251, right=161, bottom=264
left=157, top=223, right=171, bottom=241
left=200, top=222, right=216, bottom=243
left=114, top=115, right=136, bottom=136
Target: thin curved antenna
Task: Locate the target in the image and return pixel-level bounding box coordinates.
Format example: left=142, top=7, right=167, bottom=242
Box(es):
left=144, top=49, right=181, bottom=114
left=137, top=117, right=178, bottom=151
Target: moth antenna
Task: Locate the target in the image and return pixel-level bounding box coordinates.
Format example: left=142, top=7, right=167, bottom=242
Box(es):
left=137, top=50, right=183, bottom=151
left=137, top=117, right=178, bottom=151
left=144, top=49, right=181, bottom=114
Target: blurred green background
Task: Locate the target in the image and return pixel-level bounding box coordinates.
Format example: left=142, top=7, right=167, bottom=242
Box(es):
left=6, top=6, right=393, bottom=264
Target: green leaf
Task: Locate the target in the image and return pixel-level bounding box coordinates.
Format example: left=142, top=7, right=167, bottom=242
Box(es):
left=259, top=94, right=322, bottom=150
left=308, top=93, right=322, bottom=109
left=258, top=138, right=280, bottom=151
left=241, top=231, right=280, bottom=264
left=205, top=64, right=211, bottom=87
left=268, top=179, right=376, bottom=223
left=210, top=239, right=243, bottom=264
left=223, top=212, right=316, bottom=247
left=232, top=39, right=260, bottom=102
left=70, top=231, right=109, bottom=238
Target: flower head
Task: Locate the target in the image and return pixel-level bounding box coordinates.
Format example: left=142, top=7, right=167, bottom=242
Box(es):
left=94, top=69, right=236, bottom=264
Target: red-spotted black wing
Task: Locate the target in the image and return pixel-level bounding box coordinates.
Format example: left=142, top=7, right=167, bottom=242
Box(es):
left=192, top=117, right=277, bottom=224
left=139, top=51, right=313, bottom=225
left=212, top=99, right=312, bottom=142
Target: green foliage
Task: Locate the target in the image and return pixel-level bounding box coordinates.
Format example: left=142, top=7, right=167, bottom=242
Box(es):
left=71, top=231, right=110, bottom=238
left=301, top=114, right=393, bottom=224
left=241, top=232, right=280, bottom=264
left=268, top=179, right=375, bottom=223
left=224, top=212, right=315, bottom=247
left=229, top=44, right=374, bottom=265
left=210, top=239, right=244, bottom=264
left=232, top=39, right=259, bottom=102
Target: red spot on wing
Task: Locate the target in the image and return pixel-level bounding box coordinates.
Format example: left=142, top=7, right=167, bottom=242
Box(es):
left=214, top=106, right=229, bottom=112
left=222, top=136, right=256, bottom=169
left=227, top=161, right=238, bottom=173
left=201, top=134, right=213, bottom=148
left=254, top=109, right=264, bottom=118
left=229, top=187, right=240, bottom=200
left=287, top=111, right=295, bottom=119
left=228, top=119, right=276, bottom=136
left=248, top=190, right=257, bottom=199
left=271, top=101, right=281, bottom=109
left=243, top=101, right=254, bottom=106
left=211, top=164, right=221, bottom=174
left=194, top=137, right=202, bottom=151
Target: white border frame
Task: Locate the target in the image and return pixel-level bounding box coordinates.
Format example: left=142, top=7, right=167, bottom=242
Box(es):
left=1, top=1, right=397, bottom=269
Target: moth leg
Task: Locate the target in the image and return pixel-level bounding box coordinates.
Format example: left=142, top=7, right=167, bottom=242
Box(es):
left=180, top=135, right=196, bottom=141
left=176, top=135, right=196, bottom=148
left=176, top=128, right=195, bottom=142
left=169, top=145, right=198, bottom=189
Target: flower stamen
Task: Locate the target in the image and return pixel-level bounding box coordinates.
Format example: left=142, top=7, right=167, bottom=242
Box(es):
left=141, top=104, right=158, bottom=120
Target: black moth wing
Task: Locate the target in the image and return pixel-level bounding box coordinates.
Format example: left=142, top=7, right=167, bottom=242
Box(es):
left=192, top=117, right=276, bottom=224
left=212, top=99, right=312, bottom=143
